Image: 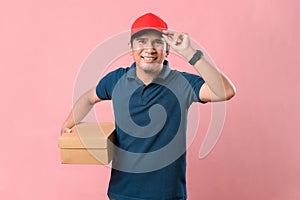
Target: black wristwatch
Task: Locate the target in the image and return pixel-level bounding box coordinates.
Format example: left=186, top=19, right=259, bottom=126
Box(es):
left=189, top=50, right=203, bottom=66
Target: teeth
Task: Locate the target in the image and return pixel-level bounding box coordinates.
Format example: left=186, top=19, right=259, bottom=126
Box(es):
left=143, top=57, right=155, bottom=61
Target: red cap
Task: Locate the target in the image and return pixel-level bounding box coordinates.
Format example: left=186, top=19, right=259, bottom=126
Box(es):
left=131, top=13, right=168, bottom=36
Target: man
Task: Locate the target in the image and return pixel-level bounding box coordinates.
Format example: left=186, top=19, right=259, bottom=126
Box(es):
left=61, top=13, right=235, bottom=200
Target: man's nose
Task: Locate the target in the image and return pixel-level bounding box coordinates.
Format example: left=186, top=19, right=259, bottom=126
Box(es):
left=143, top=41, right=156, bottom=52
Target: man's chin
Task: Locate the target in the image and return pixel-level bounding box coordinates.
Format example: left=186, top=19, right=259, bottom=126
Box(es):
left=140, top=63, right=163, bottom=74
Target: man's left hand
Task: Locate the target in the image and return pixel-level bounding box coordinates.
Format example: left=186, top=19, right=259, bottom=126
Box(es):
left=162, top=30, right=196, bottom=61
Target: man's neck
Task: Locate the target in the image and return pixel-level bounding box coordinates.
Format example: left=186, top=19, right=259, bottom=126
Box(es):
left=136, top=65, right=163, bottom=85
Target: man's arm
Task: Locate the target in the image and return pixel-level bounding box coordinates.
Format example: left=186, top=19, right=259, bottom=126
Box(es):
left=184, top=49, right=236, bottom=102
left=61, top=87, right=101, bottom=134
left=162, top=30, right=236, bottom=102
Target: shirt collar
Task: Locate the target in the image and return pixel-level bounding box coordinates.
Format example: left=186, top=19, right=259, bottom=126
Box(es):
left=126, top=60, right=171, bottom=81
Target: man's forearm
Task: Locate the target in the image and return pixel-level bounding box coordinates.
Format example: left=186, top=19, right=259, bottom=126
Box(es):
left=61, top=88, right=96, bottom=131
left=194, top=57, right=235, bottom=99
left=182, top=47, right=236, bottom=100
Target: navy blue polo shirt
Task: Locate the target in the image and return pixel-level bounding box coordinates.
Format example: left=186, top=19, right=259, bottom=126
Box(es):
left=96, top=60, right=205, bottom=200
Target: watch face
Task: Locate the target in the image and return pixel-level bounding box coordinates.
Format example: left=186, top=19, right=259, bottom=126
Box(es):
left=189, top=50, right=203, bottom=65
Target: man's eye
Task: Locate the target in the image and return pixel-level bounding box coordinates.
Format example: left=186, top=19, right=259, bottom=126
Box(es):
left=154, top=40, right=164, bottom=44
left=138, top=39, right=146, bottom=44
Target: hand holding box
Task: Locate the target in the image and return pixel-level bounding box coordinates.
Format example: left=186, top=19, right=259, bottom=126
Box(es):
left=58, top=122, right=115, bottom=165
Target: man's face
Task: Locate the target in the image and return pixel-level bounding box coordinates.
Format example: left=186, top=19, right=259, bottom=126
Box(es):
left=130, top=30, right=169, bottom=74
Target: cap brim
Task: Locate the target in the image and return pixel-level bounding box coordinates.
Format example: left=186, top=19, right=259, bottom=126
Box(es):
left=131, top=27, right=167, bottom=37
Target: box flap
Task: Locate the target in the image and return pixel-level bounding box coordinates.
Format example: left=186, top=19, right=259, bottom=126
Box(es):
left=58, top=122, right=115, bottom=149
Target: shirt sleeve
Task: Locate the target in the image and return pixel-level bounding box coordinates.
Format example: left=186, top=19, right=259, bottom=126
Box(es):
left=96, top=68, right=127, bottom=100
left=181, top=72, right=206, bottom=104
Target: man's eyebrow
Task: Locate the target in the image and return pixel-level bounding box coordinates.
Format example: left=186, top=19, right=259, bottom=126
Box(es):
left=136, top=37, right=164, bottom=41
left=136, top=37, right=147, bottom=40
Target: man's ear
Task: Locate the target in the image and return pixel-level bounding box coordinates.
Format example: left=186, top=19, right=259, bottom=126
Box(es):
left=128, top=42, right=133, bottom=55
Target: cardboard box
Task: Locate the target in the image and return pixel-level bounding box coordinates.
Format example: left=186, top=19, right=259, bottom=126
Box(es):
left=58, top=122, right=115, bottom=165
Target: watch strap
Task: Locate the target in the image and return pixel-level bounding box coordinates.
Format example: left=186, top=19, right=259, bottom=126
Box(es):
left=188, top=50, right=203, bottom=66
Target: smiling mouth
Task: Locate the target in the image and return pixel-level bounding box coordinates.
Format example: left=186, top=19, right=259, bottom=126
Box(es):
left=141, top=56, right=157, bottom=62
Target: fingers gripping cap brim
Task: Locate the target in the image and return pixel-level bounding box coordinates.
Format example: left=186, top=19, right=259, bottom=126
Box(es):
left=130, top=13, right=168, bottom=36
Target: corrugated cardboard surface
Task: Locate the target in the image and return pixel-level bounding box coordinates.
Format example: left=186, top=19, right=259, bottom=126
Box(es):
left=59, top=122, right=115, bottom=165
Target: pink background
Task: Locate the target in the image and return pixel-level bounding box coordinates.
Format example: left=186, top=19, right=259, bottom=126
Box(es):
left=1, top=0, right=300, bottom=199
